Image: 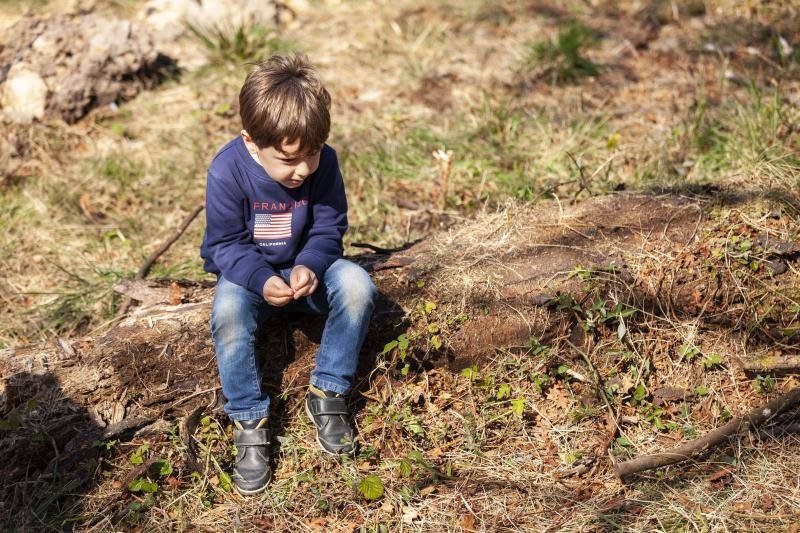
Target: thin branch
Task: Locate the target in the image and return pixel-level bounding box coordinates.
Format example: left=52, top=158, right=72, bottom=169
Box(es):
left=615, top=387, right=800, bottom=480
left=117, top=205, right=204, bottom=317
left=136, top=205, right=205, bottom=279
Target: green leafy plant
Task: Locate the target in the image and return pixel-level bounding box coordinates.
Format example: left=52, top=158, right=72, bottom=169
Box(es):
left=430, top=334, right=443, bottom=350
left=510, top=397, right=525, bottom=418
left=703, top=353, right=723, bottom=370
left=365, top=403, right=425, bottom=437
left=679, top=344, right=700, bottom=361
left=423, top=300, right=437, bottom=315
left=560, top=450, right=583, bottom=465
left=582, top=301, right=636, bottom=333
left=128, top=478, right=158, bottom=494
left=382, top=333, right=411, bottom=374
left=643, top=404, right=666, bottom=431
left=496, top=383, right=511, bottom=400
left=461, top=364, right=479, bottom=382
left=567, top=265, right=594, bottom=281
left=399, top=458, right=413, bottom=478
left=129, top=443, right=149, bottom=465
left=530, top=373, right=550, bottom=394
left=358, top=474, right=384, bottom=500
left=525, top=336, right=549, bottom=357
left=753, top=374, right=776, bottom=394
left=632, top=382, right=648, bottom=405
left=218, top=471, right=233, bottom=493
left=153, top=458, right=173, bottom=477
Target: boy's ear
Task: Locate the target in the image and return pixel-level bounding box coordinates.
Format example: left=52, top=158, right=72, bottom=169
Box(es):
left=241, top=130, right=258, bottom=153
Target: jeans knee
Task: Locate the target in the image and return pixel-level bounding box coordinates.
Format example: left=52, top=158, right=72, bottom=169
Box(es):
left=212, top=290, right=258, bottom=350
left=334, top=267, right=377, bottom=322
left=351, top=275, right=378, bottom=308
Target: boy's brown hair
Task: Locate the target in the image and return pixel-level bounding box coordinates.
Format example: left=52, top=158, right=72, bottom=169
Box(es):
left=239, top=53, right=331, bottom=153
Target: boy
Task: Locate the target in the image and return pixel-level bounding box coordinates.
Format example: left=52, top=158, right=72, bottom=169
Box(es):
left=200, top=53, right=378, bottom=495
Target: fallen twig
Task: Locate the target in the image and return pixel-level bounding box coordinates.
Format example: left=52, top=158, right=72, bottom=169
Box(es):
left=164, top=385, right=220, bottom=413
left=615, top=387, right=800, bottom=480
left=117, top=205, right=204, bottom=317
left=136, top=205, right=205, bottom=280
left=102, top=416, right=156, bottom=439
left=351, top=242, right=405, bottom=254
left=742, top=355, right=800, bottom=376
left=567, top=340, right=624, bottom=458
left=180, top=404, right=205, bottom=473
left=759, top=422, right=800, bottom=438
left=120, top=456, right=158, bottom=492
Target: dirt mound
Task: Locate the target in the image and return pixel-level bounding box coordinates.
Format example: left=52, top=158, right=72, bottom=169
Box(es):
left=377, top=193, right=701, bottom=364
left=0, top=193, right=696, bottom=484
left=0, top=13, right=175, bottom=123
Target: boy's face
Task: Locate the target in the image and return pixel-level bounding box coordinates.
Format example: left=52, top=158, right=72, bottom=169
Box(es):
left=242, top=131, right=321, bottom=189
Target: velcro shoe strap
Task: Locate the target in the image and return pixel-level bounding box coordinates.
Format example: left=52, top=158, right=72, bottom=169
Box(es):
left=234, top=428, right=270, bottom=446
left=309, top=397, right=349, bottom=416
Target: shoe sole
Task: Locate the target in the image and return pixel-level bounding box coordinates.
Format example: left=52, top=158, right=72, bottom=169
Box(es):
left=233, top=468, right=272, bottom=496
left=234, top=482, right=269, bottom=496
left=304, top=399, right=357, bottom=456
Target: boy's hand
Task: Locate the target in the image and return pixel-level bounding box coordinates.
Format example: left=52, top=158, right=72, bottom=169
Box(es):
left=262, top=275, right=294, bottom=307
left=290, top=265, right=318, bottom=299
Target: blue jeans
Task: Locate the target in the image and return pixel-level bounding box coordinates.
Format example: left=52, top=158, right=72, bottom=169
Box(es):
left=211, top=258, right=378, bottom=421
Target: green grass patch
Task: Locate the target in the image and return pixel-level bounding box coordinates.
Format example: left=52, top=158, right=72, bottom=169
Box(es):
left=187, top=21, right=297, bottom=65
left=337, top=96, right=612, bottom=246
left=30, top=260, right=128, bottom=339
left=638, top=84, right=800, bottom=188
left=520, top=23, right=602, bottom=84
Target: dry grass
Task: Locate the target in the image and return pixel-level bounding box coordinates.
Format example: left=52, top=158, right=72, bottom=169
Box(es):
left=2, top=0, right=798, bottom=345
left=2, top=0, right=800, bottom=531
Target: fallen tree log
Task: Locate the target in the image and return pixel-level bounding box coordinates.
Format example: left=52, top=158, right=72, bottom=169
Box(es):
left=614, top=387, right=800, bottom=480
left=741, top=355, right=800, bottom=376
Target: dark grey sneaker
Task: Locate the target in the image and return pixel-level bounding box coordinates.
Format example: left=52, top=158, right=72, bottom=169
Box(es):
left=232, top=418, right=271, bottom=495
left=304, top=386, right=357, bottom=455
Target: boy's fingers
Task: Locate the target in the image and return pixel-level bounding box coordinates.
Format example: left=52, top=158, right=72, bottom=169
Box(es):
left=268, top=288, right=293, bottom=298
left=298, top=271, right=310, bottom=286
left=269, top=278, right=294, bottom=296
left=267, top=295, right=292, bottom=306
left=294, top=280, right=314, bottom=298
left=292, top=286, right=309, bottom=299
left=292, top=275, right=319, bottom=299
left=292, top=272, right=311, bottom=292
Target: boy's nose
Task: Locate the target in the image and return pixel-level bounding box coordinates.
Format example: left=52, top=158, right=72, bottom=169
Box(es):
left=295, top=162, right=310, bottom=178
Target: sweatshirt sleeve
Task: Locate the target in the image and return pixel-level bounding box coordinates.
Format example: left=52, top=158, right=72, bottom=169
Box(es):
left=294, top=150, right=348, bottom=281
left=204, top=169, right=278, bottom=294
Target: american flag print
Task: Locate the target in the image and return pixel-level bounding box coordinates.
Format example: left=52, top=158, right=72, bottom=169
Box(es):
left=254, top=212, right=293, bottom=240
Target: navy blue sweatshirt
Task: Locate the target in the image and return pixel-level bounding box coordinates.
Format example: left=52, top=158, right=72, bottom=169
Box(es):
left=200, top=136, right=347, bottom=294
